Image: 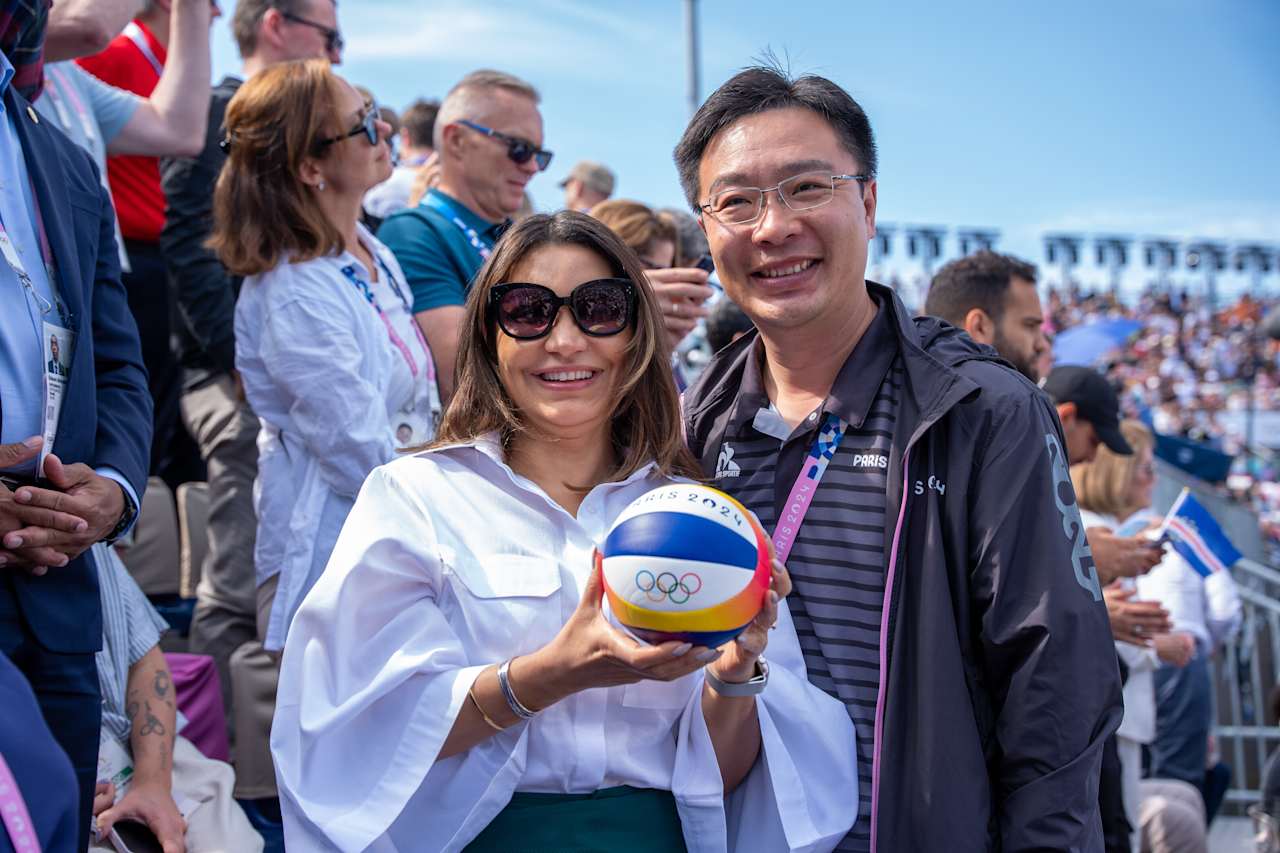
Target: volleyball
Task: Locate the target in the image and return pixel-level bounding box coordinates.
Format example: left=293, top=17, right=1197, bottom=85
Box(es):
left=599, top=484, right=771, bottom=647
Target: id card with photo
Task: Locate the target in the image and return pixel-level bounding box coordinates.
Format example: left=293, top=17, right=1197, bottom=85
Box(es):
left=41, top=321, right=75, bottom=471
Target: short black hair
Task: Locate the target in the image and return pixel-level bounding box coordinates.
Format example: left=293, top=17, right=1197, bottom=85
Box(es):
left=400, top=98, right=440, bottom=149
left=704, top=297, right=754, bottom=353
left=924, top=250, right=1038, bottom=327
left=673, top=65, right=877, bottom=212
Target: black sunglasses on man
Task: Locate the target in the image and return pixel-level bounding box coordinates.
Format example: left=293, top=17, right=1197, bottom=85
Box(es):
left=280, top=9, right=344, bottom=54
left=457, top=119, right=553, bottom=171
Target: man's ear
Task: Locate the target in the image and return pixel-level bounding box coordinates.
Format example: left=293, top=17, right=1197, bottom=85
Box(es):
left=1057, top=402, right=1076, bottom=426
left=962, top=308, right=994, bottom=344
left=438, top=122, right=468, bottom=161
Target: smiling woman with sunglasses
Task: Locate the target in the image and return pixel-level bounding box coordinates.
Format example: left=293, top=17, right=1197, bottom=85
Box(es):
left=207, top=59, right=441, bottom=654
left=271, top=211, right=858, bottom=852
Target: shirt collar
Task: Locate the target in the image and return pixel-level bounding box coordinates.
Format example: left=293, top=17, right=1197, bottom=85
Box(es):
left=427, top=188, right=509, bottom=238
left=440, top=431, right=660, bottom=492
left=726, top=291, right=898, bottom=438
left=0, top=47, right=14, bottom=93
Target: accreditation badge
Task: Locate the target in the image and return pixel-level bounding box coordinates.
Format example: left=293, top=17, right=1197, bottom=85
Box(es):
left=41, top=320, right=75, bottom=472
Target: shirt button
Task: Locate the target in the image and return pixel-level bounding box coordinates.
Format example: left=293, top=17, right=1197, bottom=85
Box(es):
left=807, top=412, right=818, bottom=423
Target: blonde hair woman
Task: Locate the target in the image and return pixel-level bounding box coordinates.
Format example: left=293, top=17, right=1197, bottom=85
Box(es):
left=1072, top=420, right=1210, bottom=853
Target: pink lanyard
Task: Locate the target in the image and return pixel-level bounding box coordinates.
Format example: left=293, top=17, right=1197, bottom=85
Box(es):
left=771, top=413, right=848, bottom=564
left=339, top=258, right=436, bottom=383
left=0, top=754, right=40, bottom=852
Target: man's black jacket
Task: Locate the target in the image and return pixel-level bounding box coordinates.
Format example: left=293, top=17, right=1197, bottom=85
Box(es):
left=160, top=75, right=242, bottom=389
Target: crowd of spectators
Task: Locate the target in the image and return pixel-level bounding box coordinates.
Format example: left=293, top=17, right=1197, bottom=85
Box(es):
left=2, top=0, right=1277, bottom=850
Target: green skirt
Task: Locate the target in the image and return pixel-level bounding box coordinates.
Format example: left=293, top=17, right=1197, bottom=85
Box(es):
left=465, top=785, right=688, bottom=853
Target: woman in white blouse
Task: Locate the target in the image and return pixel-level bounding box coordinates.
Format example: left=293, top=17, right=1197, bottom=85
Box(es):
left=271, top=212, right=858, bottom=851
left=1072, top=419, right=1233, bottom=849
left=208, top=60, right=439, bottom=652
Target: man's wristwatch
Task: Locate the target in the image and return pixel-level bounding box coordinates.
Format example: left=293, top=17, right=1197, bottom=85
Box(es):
left=102, top=482, right=138, bottom=544
left=704, top=657, right=769, bottom=697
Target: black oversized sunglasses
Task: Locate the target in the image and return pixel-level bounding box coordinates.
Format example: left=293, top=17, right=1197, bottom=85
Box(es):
left=457, top=119, right=553, bottom=171
left=489, top=279, right=635, bottom=340
left=319, top=101, right=379, bottom=148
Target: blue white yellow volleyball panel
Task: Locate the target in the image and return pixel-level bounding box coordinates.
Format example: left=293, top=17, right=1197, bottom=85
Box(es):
left=600, top=484, right=771, bottom=647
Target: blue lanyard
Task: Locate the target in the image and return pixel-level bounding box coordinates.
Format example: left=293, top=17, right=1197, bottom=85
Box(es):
left=421, top=192, right=496, bottom=262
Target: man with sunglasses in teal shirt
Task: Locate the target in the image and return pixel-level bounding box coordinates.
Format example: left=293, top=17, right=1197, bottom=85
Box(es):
left=377, top=68, right=550, bottom=402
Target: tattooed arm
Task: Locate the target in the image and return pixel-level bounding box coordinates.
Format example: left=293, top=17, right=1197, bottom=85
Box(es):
left=97, top=646, right=187, bottom=853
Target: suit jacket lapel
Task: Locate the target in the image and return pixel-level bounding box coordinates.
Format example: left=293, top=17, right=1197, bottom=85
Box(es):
left=6, top=85, right=85, bottom=333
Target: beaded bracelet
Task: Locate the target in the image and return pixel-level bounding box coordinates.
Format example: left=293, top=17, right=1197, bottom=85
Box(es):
left=497, top=658, right=537, bottom=720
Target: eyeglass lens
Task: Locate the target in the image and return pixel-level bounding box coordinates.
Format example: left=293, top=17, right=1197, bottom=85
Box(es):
left=709, top=171, right=840, bottom=224
left=497, top=281, right=631, bottom=339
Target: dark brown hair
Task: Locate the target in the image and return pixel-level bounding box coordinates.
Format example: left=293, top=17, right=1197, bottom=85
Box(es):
left=208, top=59, right=346, bottom=276
left=674, top=64, right=877, bottom=211
left=925, top=249, right=1039, bottom=328
left=430, top=211, right=702, bottom=484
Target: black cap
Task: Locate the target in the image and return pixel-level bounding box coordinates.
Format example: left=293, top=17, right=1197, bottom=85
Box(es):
left=1042, top=366, right=1133, bottom=455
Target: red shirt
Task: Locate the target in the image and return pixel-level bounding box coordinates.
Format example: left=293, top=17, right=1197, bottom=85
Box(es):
left=77, top=20, right=167, bottom=244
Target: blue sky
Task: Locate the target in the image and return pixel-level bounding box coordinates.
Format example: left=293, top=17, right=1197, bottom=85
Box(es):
left=209, top=0, right=1280, bottom=298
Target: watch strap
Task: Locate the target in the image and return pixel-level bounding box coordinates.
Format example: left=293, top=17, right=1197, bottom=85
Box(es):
left=705, top=657, right=769, bottom=697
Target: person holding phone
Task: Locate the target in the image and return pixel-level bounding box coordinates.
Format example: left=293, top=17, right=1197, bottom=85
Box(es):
left=271, top=211, right=858, bottom=852
left=589, top=199, right=714, bottom=357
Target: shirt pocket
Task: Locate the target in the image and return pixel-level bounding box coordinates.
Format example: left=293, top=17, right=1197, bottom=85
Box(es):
left=441, top=548, right=564, bottom=657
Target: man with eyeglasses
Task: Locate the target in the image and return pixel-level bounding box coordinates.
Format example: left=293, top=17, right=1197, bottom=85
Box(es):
left=378, top=69, right=550, bottom=402
left=678, top=66, right=1122, bottom=852
left=156, top=0, right=341, bottom=811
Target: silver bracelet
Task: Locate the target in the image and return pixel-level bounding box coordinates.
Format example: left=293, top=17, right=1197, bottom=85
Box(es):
left=497, top=658, right=537, bottom=720
left=704, top=657, right=769, bottom=697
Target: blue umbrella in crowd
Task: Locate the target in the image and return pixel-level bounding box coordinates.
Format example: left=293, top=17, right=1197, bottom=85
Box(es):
left=1052, top=319, right=1143, bottom=367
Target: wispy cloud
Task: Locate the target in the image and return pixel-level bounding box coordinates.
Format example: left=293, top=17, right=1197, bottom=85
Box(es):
left=343, top=0, right=682, bottom=75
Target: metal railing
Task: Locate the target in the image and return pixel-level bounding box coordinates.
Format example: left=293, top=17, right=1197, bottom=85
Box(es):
left=1212, top=557, right=1280, bottom=814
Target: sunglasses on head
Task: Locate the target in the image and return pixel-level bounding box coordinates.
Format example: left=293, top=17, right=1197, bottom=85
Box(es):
left=489, top=279, right=635, bottom=340
left=457, top=119, right=553, bottom=171
left=319, top=101, right=379, bottom=148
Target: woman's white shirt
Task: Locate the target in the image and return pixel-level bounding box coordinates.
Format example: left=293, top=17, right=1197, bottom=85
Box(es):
left=271, top=436, right=859, bottom=853
left=234, top=224, right=439, bottom=650
left=1081, top=509, right=1159, bottom=745
left=1134, top=529, right=1243, bottom=652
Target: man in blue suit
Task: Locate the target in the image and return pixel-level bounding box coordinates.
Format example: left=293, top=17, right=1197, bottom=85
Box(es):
left=0, top=2, right=152, bottom=844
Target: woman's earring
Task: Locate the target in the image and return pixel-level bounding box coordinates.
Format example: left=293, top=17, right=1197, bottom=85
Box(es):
left=317, top=180, right=326, bottom=191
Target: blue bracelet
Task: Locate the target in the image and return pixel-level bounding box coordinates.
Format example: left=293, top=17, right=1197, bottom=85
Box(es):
left=497, top=658, right=537, bottom=720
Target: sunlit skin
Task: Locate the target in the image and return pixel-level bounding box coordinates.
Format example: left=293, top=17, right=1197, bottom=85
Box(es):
left=637, top=238, right=676, bottom=270
left=1122, top=446, right=1156, bottom=514
left=496, top=244, right=630, bottom=446
left=695, top=107, right=879, bottom=427
left=966, top=277, right=1049, bottom=382
left=1058, top=404, right=1102, bottom=464
left=697, top=107, right=877, bottom=335
left=442, top=89, right=544, bottom=222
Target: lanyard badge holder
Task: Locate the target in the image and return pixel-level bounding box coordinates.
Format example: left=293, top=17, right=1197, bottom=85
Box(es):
left=340, top=256, right=441, bottom=446
left=0, top=219, right=75, bottom=476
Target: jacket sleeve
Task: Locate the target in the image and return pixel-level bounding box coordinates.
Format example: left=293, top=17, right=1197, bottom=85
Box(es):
left=160, top=95, right=236, bottom=375
left=967, top=389, right=1123, bottom=852
left=90, top=173, right=152, bottom=498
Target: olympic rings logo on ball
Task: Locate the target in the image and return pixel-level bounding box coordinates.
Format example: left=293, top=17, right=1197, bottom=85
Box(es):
left=635, top=570, right=702, bottom=604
